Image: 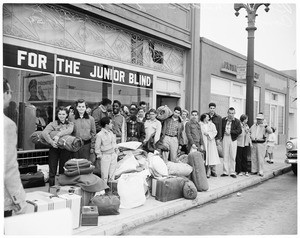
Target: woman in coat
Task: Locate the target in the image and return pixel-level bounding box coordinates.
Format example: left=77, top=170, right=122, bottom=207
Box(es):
left=42, top=106, right=74, bottom=186
left=199, top=113, right=221, bottom=178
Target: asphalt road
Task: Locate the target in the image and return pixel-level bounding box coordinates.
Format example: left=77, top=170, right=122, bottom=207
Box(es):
left=124, top=171, right=297, bottom=236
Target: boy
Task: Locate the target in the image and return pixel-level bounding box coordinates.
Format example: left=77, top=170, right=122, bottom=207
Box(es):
left=266, top=127, right=276, bottom=164
left=95, top=117, right=118, bottom=183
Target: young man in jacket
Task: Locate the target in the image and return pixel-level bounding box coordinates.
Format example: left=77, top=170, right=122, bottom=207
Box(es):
left=221, top=107, right=242, bottom=178
left=161, top=106, right=184, bottom=162
left=92, top=98, right=112, bottom=133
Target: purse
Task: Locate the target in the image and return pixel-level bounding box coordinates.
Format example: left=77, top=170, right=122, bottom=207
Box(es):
left=89, top=192, right=120, bottom=216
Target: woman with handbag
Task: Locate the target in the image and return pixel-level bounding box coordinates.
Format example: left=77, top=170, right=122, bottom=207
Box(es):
left=199, top=113, right=220, bottom=178
left=42, top=106, right=74, bottom=186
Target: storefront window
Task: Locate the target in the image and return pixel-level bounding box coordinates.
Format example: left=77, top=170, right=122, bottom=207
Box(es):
left=3, top=68, right=54, bottom=151
left=56, top=76, right=112, bottom=111
left=113, top=84, right=152, bottom=110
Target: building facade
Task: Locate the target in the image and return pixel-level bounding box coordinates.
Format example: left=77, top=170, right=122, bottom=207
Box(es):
left=3, top=4, right=200, bottom=158
left=199, top=37, right=296, bottom=144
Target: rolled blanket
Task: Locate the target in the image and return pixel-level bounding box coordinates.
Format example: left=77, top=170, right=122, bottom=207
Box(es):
left=58, top=174, right=109, bottom=192
left=57, top=135, right=83, bottom=152
left=30, top=131, right=83, bottom=152
left=64, top=165, right=95, bottom=177
left=64, top=159, right=92, bottom=170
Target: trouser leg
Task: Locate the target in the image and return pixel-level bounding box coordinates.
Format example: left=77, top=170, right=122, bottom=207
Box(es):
left=108, top=153, right=118, bottom=181
left=48, top=148, right=59, bottom=186
left=222, top=135, right=231, bottom=175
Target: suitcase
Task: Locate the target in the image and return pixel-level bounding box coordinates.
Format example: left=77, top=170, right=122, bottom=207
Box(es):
left=19, top=164, right=37, bottom=174
left=21, top=171, right=45, bottom=188
left=187, top=151, right=209, bottom=192
left=25, top=191, right=67, bottom=213
left=81, top=206, right=98, bottom=226
left=155, top=176, right=186, bottom=202
left=50, top=185, right=95, bottom=207
left=59, top=193, right=81, bottom=229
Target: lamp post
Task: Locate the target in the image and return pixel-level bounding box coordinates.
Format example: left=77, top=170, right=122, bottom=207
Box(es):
left=234, top=3, right=270, bottom=126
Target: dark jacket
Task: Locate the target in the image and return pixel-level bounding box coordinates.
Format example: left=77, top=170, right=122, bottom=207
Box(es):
left=221, top=117, right=242, bottom=142
left=161, top=116, right=184, bottom=146
left=185, top=119, right=204, bottom=151
left=126, top=120, right=146, bottom=142
left=209, top=113, right=222, bottom=140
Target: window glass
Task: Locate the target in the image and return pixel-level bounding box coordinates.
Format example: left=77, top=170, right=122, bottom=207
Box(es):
left=56, top=76, right=112, bottom=111
left=3, top=68, right=54, bottom=150
left=113, top=84, right=152, bottom=110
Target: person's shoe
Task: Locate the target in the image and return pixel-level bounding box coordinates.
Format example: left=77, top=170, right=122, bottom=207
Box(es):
left=221, top=174, right=228, bottom=177
left=230, top=174, right=237, bottom=178
left=250, top=172, right=258, bottom=175
left=206, top=175, right=210, bottom=178
left=211, top=172, right=218, bottom=177
left=238, top=173, right=244, bottom=176
left=258, top=173, right=264, bottom=177
left=270, top=161, right=274, bottom=164
left=244, top=172, right=249, bottom=176
left=267, top=160, right=272, bottom=164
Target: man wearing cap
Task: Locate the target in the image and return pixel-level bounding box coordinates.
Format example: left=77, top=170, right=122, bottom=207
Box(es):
left=221, top=107, right=242, bottom=178
left=249, top=113, right=273, bottom=176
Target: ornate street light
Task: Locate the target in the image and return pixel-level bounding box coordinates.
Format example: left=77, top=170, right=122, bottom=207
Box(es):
left=234, top=3, right=270, bottom=126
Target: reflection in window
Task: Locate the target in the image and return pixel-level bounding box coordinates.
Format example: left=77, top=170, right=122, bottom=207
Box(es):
left=3, top=68, right=54, bottom=150
left=56, top=76, right=112, bottom=111
left=113, top=84, right=152, bottom=110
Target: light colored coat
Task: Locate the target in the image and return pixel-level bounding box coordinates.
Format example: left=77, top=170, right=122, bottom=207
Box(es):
left=4, top=115, right=27, bottom=213
left=200, top=121, right=221, bottom=166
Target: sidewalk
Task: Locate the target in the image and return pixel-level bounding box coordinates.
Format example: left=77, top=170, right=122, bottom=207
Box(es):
left=71, top=144, right=290, bottom=236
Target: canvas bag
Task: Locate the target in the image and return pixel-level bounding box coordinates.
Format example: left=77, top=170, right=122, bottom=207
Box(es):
left=89, top=193, right=120, bottom=215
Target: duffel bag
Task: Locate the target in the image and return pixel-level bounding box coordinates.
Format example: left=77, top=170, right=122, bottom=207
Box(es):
left=187, top=151, right=209, bottom=192
left=167, top=161, right=193, bottom=177
left=89, top=193, right=120, bottom=215
left=156, top=105, right=173, bottom=121
left=20, top=171, right=45, bottom=189
left=183, top=180, right=198, bottom=200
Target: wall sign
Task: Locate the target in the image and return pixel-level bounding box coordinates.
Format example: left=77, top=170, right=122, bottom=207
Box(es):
left=3, top=44, right=153, bottom=89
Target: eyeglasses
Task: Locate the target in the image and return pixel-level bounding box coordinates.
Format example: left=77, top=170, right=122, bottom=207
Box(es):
left=6, top=90, right=13, bottom=94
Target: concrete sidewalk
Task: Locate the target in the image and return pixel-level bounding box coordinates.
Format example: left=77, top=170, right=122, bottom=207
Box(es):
left=73, top=144, right=291, bottom=236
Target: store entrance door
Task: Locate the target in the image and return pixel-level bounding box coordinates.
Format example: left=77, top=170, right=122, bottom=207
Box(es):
left=156, top=95, right=179, bottom=110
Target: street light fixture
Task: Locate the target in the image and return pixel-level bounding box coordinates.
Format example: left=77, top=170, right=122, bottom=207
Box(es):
left=234, top=3, right=270, bottom=127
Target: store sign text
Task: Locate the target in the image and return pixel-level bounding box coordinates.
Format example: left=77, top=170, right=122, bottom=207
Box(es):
left=4, top=44, right=153, bottom=89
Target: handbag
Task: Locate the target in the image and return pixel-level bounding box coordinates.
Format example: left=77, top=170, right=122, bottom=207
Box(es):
left=89, top=192, right=120, bottom=215
left=20, top=171, right=45, bottom=188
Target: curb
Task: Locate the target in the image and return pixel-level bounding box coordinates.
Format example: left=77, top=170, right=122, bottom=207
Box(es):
left=75, top=164, right=292, bottom=236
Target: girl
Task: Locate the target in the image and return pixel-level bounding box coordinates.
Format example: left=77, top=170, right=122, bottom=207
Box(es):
left=70, top=99, right=96, bottom=162
left=236, top=114, right=252, bottom=176
left=42, top=106, right=74, bottom=186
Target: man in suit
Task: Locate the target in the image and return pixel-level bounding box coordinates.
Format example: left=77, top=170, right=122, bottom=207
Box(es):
left=221, top=107, right=242, bottom=178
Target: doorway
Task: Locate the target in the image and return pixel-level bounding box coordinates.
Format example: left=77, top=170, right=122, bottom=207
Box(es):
left=156, top=95, right=179, bottom=110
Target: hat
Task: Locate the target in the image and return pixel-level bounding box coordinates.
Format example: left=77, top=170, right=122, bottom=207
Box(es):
left=256, top=113, right=264, bottom=120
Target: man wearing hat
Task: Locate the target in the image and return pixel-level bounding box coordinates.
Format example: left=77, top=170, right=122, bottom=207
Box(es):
left=249, top=113, right=273, bottom=176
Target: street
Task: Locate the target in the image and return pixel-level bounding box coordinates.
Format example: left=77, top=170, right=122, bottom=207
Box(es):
left=124, top=171, right=297, bottom=236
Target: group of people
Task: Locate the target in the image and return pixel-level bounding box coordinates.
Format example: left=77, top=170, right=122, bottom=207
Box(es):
left=43, top=98, right=275, bottom=185
left=3, top=76, right=276, bottom=218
